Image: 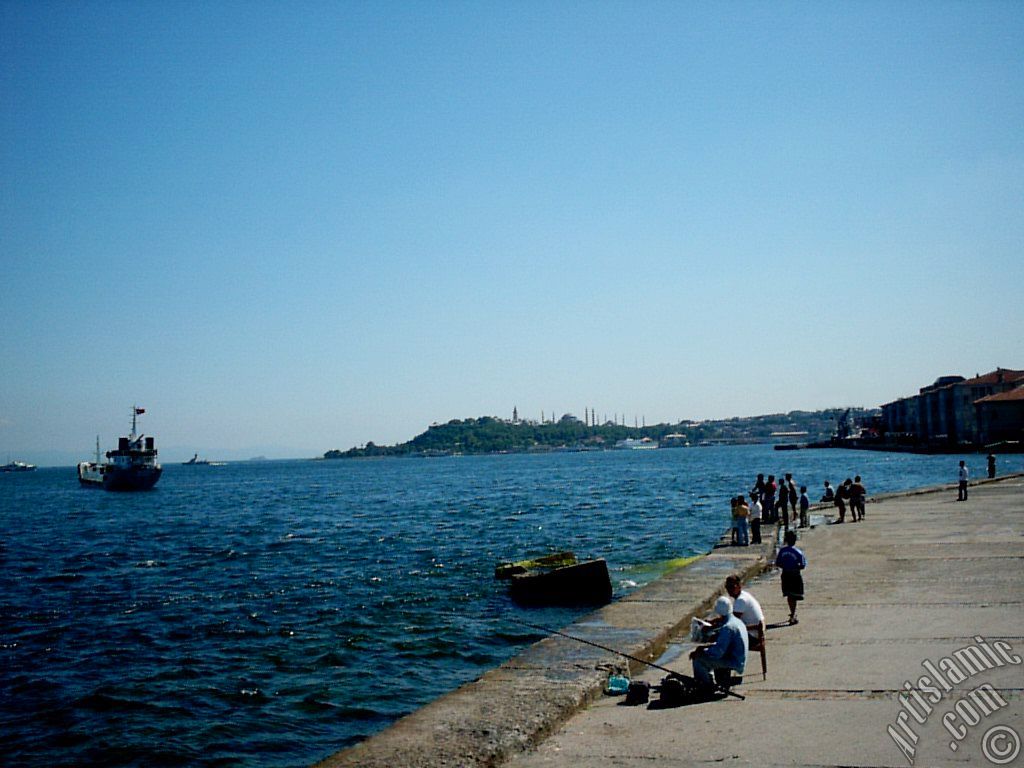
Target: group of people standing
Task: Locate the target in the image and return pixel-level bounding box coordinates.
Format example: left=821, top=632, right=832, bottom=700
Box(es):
left=728, top=494, right=759, bottom=546
left=821, top=476, right=867, bottom=523
left=733, top=473, right=810, bottom=546
left=733, top=472, right=869, bottom=544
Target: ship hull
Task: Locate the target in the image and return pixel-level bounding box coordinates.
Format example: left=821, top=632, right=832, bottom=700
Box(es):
left=78, top=462, right=162, bottom=491
left=103, top=466, right=162, bottom=491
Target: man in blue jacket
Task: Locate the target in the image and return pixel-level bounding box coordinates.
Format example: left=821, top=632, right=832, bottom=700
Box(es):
left=690, top=596, right=748, bottom=689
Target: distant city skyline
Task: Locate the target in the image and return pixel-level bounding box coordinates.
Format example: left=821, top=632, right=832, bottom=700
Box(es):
left=2, top=2, right=1022, bottom=465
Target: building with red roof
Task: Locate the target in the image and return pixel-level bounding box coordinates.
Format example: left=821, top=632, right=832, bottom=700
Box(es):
left=975, top=386, right=1024, bottom=447
left=880, top=368, right=1024, bottom=449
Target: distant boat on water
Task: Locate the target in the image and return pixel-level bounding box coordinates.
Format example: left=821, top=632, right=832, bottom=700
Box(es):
left=78, top=407, right=162, bottom=491
left=1, top=460, right=36, bottom=472
left=614, top=437, right=658, bottom=450
left=183, top=453, right=225, bottom=466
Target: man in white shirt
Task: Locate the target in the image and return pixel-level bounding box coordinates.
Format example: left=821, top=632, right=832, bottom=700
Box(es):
left=726, top=574, right=767, bottom=679
left=725, top=574, right=765, bottom=642
left=957, top=460, right=969, bottom=501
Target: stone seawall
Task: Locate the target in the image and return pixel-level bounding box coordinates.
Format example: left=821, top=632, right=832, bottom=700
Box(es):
left=313, top=528, right=778, bottom=766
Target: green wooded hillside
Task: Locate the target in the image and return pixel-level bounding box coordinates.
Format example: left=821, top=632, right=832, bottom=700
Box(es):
left=323, top=408, right=878, bottom=459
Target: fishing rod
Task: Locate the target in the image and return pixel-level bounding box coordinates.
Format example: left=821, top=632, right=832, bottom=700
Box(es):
left=513, top=619, right=745, bottom=701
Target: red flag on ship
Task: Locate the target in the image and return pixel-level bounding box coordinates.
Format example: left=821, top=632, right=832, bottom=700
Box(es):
left=135, top=408, right=146, bottom=414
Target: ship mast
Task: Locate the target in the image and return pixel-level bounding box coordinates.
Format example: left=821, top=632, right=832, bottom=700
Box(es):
left=131, top=405, right=138, bottom=440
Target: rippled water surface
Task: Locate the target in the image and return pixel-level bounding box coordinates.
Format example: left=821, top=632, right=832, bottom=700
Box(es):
left=1, top=446, right=998, bottom=767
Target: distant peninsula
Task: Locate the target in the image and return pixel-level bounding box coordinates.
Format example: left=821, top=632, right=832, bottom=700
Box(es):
left=323, top=408, right=878, bottom=459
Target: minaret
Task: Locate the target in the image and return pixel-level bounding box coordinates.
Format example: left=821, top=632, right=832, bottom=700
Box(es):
left=513, top=406, right=518, bottom=424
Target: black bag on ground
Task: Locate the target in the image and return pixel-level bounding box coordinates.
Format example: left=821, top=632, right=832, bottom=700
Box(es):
left=624, top=681, right=650, bottom=705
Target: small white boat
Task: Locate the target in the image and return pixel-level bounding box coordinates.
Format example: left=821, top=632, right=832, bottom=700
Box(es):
left=614, top=437, right=658, bottom=450
left=1, top=460, right=36, bottom=472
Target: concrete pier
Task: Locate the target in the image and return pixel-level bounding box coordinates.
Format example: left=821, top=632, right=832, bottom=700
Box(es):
left=506, top=475, right=1024, bottom=768
left=314, top=475, right=1023, bottom=767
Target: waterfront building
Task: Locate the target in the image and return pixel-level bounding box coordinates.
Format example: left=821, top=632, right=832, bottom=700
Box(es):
left=880, top=368, right=1024, bottom=449
left=975, top=387, right=1024, bottom=447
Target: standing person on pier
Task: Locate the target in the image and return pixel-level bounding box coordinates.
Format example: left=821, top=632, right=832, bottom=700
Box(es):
left=751, top=473, right=765, bottom=503
left=958, top=460, right=969, bottom=501
left=799, top=485, right=810, bottom=528
left=850, top=476, right=866, bottom=521
left=776, top=476, right=790, bottom=528
left=775, top=530, right=807, bottom=624
left=749, top=491, right=763, bottom=544
left=730, top=497, right=739, bottom=544
left=832, top=480, right=846, bottom=523
left=764, top=475, right=778, bottom=524
left=838, top=478, right=854, bottom=522
left=786, top=474, right=799, bottom=523
left=734, top=495, right=750, bottom=546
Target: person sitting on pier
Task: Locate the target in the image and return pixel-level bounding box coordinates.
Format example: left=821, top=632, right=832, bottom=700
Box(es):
left=725, top=575, right=764, bottom=638
left=726, top=574, right=767, bottom=679
left=690, top=596, right=747, bottom=690
left=821, top=480, right=834, bottom=503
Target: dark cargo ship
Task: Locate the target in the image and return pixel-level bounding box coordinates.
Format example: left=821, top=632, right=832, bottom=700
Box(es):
left=78, top=407, right=162, bottom=491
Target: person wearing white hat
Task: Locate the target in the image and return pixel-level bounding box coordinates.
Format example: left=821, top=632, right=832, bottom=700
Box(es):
left=689, top=595, right=748, bottom=688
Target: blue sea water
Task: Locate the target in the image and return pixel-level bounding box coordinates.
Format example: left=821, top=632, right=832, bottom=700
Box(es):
left=0, top=446, right=1005, bottom=767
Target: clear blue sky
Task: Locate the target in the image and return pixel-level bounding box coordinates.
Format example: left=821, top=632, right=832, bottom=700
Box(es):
left=2, top=1, right=1022, bottom=464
